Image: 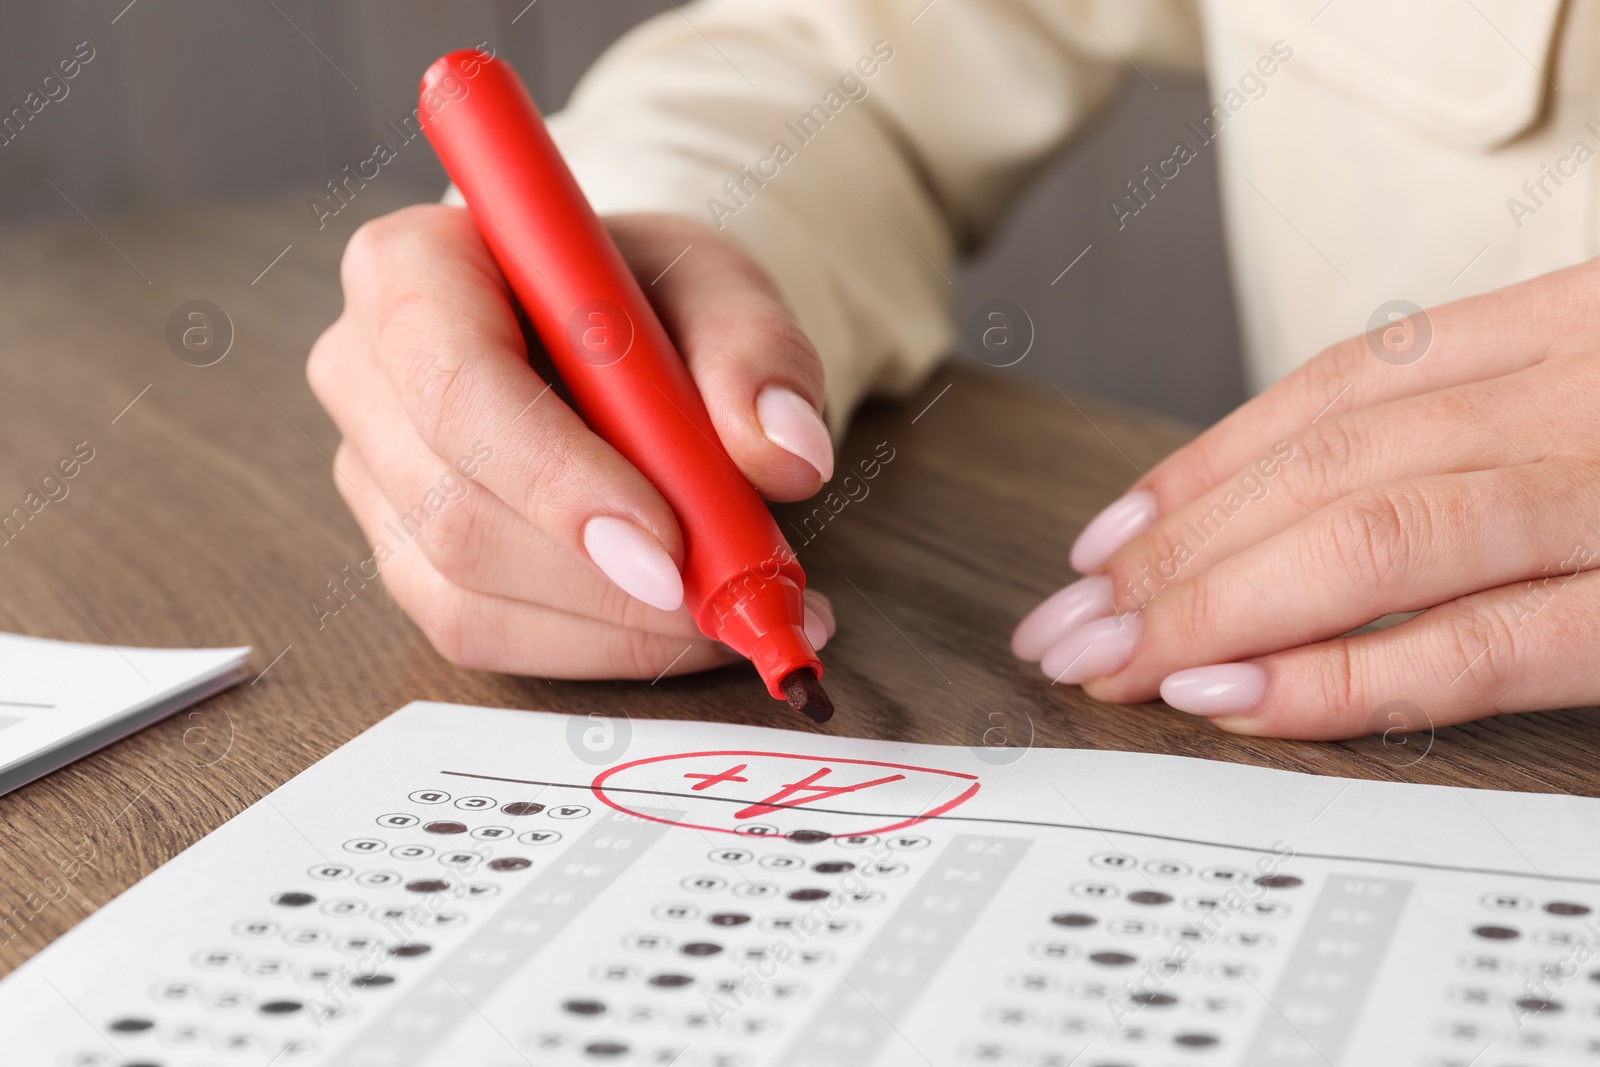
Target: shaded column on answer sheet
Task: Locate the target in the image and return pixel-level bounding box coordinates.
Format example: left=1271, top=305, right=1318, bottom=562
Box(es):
left=328, top=806, right=674, bottom=1066
left=776, top=833, right=1030, bottom=1067
left=1238, top=874, right=1413, bottom=1065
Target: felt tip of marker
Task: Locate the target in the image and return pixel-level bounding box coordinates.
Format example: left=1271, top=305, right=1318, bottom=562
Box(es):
left=780, top=667, right=834, bottom=724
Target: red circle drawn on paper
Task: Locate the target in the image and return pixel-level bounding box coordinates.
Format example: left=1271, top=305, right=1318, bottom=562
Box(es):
left=589, top=750, right=981, bottom=837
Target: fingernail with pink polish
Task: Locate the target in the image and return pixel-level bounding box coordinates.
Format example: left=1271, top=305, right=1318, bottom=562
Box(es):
left=1040, top=613, right=1141, bottom=685
left=1070, top=491, right=1158, bottom=573
left=757, top=386, right=834, bottom=482
left=583, top=516, right=684, bottom=612
left=1011, top=575, right=1114, bottom=662
left=803, top=589, right=836, bottom=651
left=1160, top=663, right=1268, bottom=717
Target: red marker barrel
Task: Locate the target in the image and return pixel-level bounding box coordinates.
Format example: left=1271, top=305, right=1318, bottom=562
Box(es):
left=419, top=49, right=821, bottom=702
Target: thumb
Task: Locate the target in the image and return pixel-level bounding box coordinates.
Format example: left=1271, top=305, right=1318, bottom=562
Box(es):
left=607, top=213, right=833, bottom=502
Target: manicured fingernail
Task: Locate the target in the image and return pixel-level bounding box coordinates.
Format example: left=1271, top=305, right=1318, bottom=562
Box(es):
left=1160, top=663, right=1268, bottom=717
left=757, top=386, right=834, bottom=482
left=1011, top=576, right=1114, bottom=662
left=803, top=589, right=835, bottom=650
left=1040, top=613, right=1141, bottom=685
left=803, top=608, right=830, bottom=651
left=582, top=516, right=684, bottom=612
left=1070, top=491, right=1157, bottom=573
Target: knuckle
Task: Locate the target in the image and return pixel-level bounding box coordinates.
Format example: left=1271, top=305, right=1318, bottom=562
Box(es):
left=1283, top=418, right=1359, bottom=509
left=1415, top=388, right=1500, bottom=452
left=594, top=572, right=661, bottom=631
left=343, top=204, right=441, bottom=273
left=1435, top=600, right=1521, bottom=699
left=1320, top=484, right=1432, bottom=590
left=304, top=322, right=346, bottom=407
left=341, top=213, right=401, bottom=292
left=1108, top=530, right=1185, bottom=610
left=1293, top=338, right=1363, bottom=416
left=1155, top=438, right=1228, bottom=505
left=1312, top=639, right=1362, bottom=723
left=619, top=628, right=679, bottom=681
left=330, top=443, right=359, bottom=501
left=420, top=494, right=488, bottom=585
left=404, top=344, right=475, bottom=446
left=724, top=310, right=823, bottom=391
left=749, top=308, right=820, bottom=362
left=511, top=431, right=583, bottom=525
left=1168, top=574, right=1224, bottom=652
left=387, top=556, right=494, bottom=672
left=342, top=204, right=458, bottom=316
left=421, top=589, right=486, bottom=671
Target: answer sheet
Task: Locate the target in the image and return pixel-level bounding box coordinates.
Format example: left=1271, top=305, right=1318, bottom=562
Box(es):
left=4, top=701, right=1596, bottom=1066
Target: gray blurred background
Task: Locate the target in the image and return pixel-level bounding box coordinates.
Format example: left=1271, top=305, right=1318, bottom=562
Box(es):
left=0, top=0, right=1245, bottom=425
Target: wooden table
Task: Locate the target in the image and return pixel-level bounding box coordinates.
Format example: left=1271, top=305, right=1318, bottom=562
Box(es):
left=2, top=195, right=1596, bottom=978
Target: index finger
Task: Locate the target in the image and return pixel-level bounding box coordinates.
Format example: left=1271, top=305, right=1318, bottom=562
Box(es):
left=342, top=203, right=687, bottom=604
left=1122, top=261, right=1592, bottom=523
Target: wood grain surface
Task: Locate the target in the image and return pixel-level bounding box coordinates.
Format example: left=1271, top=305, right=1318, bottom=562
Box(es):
left=1, top=194, right=1596, bottom=978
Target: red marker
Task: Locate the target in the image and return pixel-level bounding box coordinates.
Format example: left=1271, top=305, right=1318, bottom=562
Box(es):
left=418, top=49, right=832, bottom=723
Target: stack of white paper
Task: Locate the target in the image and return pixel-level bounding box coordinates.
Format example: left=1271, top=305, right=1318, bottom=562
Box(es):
left=0, top=632, right=251, bottom=796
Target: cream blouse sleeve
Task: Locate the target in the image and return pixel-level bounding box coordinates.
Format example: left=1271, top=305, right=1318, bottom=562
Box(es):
left=469, top=0, right=1204, bottom=430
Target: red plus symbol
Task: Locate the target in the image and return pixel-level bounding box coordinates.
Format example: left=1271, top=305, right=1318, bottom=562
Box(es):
left=684, top=763, right=750, bottom=791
